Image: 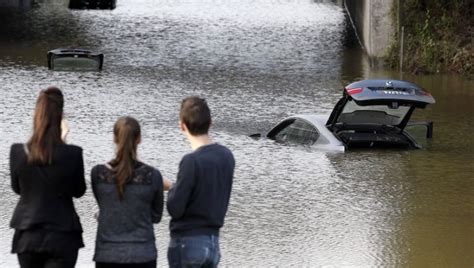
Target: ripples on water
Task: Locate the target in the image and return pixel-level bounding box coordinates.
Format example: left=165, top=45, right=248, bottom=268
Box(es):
left=1, top=0, right=473, bottom=267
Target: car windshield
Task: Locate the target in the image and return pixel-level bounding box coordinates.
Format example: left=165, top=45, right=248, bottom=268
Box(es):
left=337, top=99, right=410, bottom=126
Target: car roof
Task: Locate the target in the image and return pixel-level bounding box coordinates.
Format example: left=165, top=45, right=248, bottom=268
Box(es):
left=48, top=48, right=103, bottom=56
left=344, top=79, right=435, bottom=107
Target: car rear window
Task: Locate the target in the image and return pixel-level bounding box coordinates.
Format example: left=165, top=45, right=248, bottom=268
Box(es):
left=338, top=99, right=410, bottom=126
left=52, top=56, right=101, bottom=71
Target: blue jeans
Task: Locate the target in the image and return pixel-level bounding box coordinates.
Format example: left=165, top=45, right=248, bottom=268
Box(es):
left=168, top=235, right=220, bottom=268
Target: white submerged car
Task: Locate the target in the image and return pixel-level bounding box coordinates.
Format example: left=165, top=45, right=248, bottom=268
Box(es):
left=251, top=79, right=436, bottom=152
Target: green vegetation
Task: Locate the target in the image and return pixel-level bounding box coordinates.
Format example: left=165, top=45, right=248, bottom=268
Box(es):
left=386, top=0, right=473, bottom=77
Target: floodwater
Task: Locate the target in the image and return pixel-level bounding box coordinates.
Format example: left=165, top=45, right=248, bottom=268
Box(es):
left=0, top=0, right=473, bottom=267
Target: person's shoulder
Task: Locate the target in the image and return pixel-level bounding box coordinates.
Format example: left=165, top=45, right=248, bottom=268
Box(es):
left=142, top=163, right=163, bottom=186
left=62, top=144, right=83, bottom=153
left=214, top=144, right=235, bottom=168
left=137, top=162, right=160, bottom=174
left=10, top=143, right=26, bottom=160
left=181, top=152, right=196, bottom=162
left=92, top=163, right=107, bottom=173
left=177, top=153, right=197, bottom=170
left=214, top=143, right=234, bottom=157
left=57, top=144, right=83, bottom=157
left=215, top=143, right=232, bottom=151
left=10, top=143, right=24, bottom=153
left=91, top=164, right=110, bottom=182
left=132, top=162, right=162, bottom=186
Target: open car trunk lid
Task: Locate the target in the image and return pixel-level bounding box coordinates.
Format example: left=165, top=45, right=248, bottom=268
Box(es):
left=326, top=79, right=435, bottom=149
left=327, top=80, right=435, bottom=129
left=343, top=79, right=435, bottom=108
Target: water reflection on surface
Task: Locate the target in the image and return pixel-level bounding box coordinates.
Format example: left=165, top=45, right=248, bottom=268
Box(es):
left=0, top=0, right=473, bottom=267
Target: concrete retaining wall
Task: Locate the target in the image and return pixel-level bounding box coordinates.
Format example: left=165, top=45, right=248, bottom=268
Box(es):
left=345, top=0, right=396, bottom=60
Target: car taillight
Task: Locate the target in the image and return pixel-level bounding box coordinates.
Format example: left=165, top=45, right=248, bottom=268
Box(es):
left=346, top=87, right=363, bottom=95
left=420, top=89, right=432, bottom=96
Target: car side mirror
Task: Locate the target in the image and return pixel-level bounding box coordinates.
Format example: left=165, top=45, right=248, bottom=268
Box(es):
left=249, top=133, right=262, bottom=140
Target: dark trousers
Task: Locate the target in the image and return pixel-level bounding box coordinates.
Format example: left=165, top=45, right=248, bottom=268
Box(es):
left=95, top=260, right=156, bottom=268
left=17, top=251, right=78, bottom=268
left=168, top=235, right=220, bottom=268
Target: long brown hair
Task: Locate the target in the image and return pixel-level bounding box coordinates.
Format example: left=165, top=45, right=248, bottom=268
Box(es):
left=109, top=116, right=141, bottom=200
left=27, top=87, right=64, bottom=165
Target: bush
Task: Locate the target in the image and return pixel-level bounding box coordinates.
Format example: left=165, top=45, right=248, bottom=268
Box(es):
left=386, top=0, right=473, bottom=77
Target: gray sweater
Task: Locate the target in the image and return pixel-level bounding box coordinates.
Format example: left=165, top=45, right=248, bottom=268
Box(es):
left=91, top=162, right=163, bottom=263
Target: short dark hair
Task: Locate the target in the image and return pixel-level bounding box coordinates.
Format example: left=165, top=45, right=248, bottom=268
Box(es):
left=179, top=96, right=211, bottom=135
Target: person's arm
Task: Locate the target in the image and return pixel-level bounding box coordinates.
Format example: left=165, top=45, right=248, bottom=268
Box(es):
left=152, top=169, right=164, bottom=223
left=163, top=177, right=173, bottom=191
left=73, top=148, right=86, bottom=198
left=167, top=155, right=196, bottom=219
left=61, top=119, right=69, bottom=143
left=9, top=145, right=20, bottom=195
left=90, top=165, right=102, bottom=221
left=90, top=166, right=99, bottom=201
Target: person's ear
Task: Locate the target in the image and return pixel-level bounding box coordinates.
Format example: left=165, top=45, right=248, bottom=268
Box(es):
left=179, top=120, right=186, bottom=132
left=136, top=136, right=141, bottom=145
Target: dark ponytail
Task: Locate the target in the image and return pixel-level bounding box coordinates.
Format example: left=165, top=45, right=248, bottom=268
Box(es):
left=109, top=116, right=141, bottom=200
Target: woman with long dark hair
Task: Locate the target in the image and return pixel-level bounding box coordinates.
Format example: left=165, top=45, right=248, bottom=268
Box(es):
left=9, top=86, right=86, bottom=268
left=91, top=116, right=167, bottom=268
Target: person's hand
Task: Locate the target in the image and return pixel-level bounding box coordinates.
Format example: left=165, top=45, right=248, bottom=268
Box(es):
left=61, top=119, right=69, bottom=143
left=163, top=178, right=173, bottom=191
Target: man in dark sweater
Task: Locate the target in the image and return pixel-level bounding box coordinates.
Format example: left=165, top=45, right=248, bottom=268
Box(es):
left=167, top=96, right=235, bottom=268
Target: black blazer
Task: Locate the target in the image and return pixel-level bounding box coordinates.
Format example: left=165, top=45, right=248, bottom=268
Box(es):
left=9, top=143, right=86, bottom=232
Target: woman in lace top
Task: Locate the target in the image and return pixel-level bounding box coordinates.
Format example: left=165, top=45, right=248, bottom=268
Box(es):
left=91, top=116, right=166, bottom=268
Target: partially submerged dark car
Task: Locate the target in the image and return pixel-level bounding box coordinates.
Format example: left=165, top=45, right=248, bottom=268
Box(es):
left=69, top=0, right=116, bottom=9
left=47, top=48, right=103, bottom=71
left=253, top=79, right=435, bottom=151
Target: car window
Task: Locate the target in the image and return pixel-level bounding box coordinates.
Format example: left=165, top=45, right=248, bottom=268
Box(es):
left=51, top=57, right=101, bottom=71
left=338, top=99, right=410, bottom=125
left=274, top=119, right=319, bottom=145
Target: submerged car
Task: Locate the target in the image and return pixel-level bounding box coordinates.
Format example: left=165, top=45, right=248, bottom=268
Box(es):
left=252, top=79, right=435, bottom=151
left=47, top=48, right=104, bottom=71
left=69, top=0, right=116, bottom=9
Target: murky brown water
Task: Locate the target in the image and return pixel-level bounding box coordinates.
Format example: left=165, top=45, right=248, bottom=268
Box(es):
left=0, top=0, right=473, bottom=267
